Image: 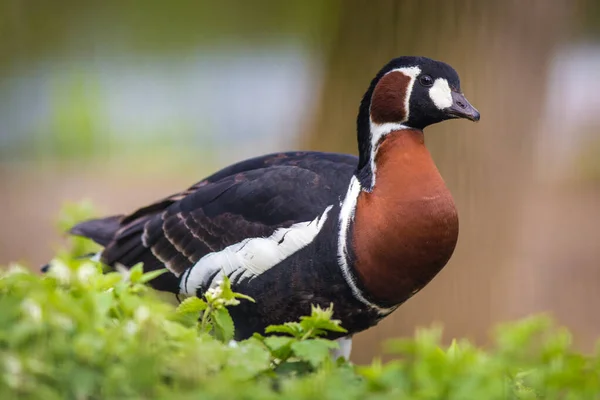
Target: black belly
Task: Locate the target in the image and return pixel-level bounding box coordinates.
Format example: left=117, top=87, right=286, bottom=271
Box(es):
left=226, top=220, right=386, bottom=340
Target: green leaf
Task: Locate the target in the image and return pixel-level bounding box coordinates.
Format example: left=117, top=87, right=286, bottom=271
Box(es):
left=128, top=263, right=144, bottom=283
left=230, top=339, right=272, bottom=379
left=218, top=276, right=236, bottom=301
left=212, top=307, right=235, bottom=343
left=298, top=304, right=347, bottom=337
left=263, top=336, right=294, bottom=360
left=291, top=339, right=339, bottom=368
left=139, top=268, right=168, bottom=284
left=274, top=360, right=313, bottom=376
left=6, top=203, right=600, bottom=399
left=96, top=272, right=123, bottom=290
left=176, top=296, right=207, bottom=314
left=56, top=201, right=102, bottom=257
left=93, top=291, right=114, bottom=318
left=265, top=323, right=304, bottom=338
left=234, top=292, right=255, bottom=303
left=57, top=200, right=98, bottom=233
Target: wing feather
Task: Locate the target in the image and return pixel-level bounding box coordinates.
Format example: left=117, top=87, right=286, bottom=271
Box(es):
left=69, top=151, right=357, bottom=293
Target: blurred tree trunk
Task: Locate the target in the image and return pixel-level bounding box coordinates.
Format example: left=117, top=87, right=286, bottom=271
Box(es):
left=302, top=0, right=574, bottom=363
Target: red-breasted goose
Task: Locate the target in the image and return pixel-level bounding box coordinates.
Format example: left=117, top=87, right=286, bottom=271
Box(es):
left=58, top=56, right=480, bottom=358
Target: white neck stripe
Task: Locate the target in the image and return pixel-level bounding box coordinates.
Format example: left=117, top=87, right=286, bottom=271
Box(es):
left=366, top=66, right=421, bottom=190
left=337, top=176, right=397, bottom=315
left=335, top=66, right=423, bottom=314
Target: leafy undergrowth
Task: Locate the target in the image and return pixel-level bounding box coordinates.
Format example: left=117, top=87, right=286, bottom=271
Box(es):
left=1, top=260, right=600, bottom=399
left=1, top=205, right=599, bottom=399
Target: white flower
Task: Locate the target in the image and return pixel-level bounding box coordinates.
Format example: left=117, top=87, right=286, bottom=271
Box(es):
left=3, top=355, right=22, bottom=388
left=53, top=314, right=74, bottom=331
left=124, top=321, right=138, bottom=336
left=134, top=306, right=151, bottom=323
left=47, top=260, right=71, bottom=284
left=214, top=298, right=225, bottom=307
left=76, top=263, right=97, bottom=283
left=115, top=264, right=131, bottom=281
left=225, top=298, right=240, bottom=306
left=4, top=355, right=21, bottom=375
left=21, top=299, right=42, bottom=324
left=205, top=285, right=223, bottom=302
left=2, top=264, right=28, bottom=278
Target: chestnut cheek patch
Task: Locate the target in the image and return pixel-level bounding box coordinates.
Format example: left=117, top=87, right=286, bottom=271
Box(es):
left=369, top=71, right=411, bottom=124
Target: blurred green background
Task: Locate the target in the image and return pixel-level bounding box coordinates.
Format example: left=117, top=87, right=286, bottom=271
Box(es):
left=1, top=0, right=599, bottom=364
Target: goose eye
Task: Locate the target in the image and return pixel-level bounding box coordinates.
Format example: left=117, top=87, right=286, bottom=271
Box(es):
left=419, top=75, right=433, bottom=87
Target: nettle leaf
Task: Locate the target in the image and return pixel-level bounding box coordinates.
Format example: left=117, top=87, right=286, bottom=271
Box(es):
left=5, top=204, right=600, bottom=399
left=212, top=307, right=235, bottom=343
left=58, top=200, right=98, bottom=233
left=228, top=339, right=272, bottom=379
left=161, top=319, right=196, bottom=341
left=291, top=339, right=339, bottom=368
left=234, top=292, right=255, bottom=303
left=274, top=360, right=313, bottom=376
left=265, top=323, right=304, bottom=338
left=357, top=359, right=404, bottom=392
left=176, top=297, right=208, bottom=315
left=215, top=277, right=254, bottom=305
left=298, top=304, right=347, bottom=337
left=129, top=263, right=144, bottom=283
left=93, top=291, right=114, bottom=318
left=263, top=336, right=294, bottom=360
left=138, top=268, right=168, bottom=284
left=96, top=272, right=123, bottom=290
left=217, top=276, right=235, bottom=300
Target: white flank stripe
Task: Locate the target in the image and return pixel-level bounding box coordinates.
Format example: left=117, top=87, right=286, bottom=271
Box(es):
left=429, top=78, right=452, bottom=110
left=337, top=176, right=396, bottom=315
left=180, top=205, right=333, bottom=295
left=367, top=66, right=420, bottom=190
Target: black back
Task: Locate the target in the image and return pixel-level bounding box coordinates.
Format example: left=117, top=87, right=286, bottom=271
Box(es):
left=71, top=151, right=357, bottom=292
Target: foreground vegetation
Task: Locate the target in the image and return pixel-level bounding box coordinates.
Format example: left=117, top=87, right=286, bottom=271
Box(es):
left=1, top=205, right=599, bottom=399
left=2, top=258, right=600, bottom=399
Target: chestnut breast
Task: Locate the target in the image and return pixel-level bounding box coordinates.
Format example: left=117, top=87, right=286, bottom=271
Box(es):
left=352, top=129, right=458, bottom=305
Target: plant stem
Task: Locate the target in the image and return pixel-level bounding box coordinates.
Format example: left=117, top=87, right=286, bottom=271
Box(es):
left=300, top=328, right=314, bottom=341
left=200, top=304, right=212, bottom=332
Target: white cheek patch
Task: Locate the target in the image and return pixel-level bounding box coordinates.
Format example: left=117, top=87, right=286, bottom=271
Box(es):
left=428, top=78, right=453, bottom=110
left=180, top=205, right=333, bottom=295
